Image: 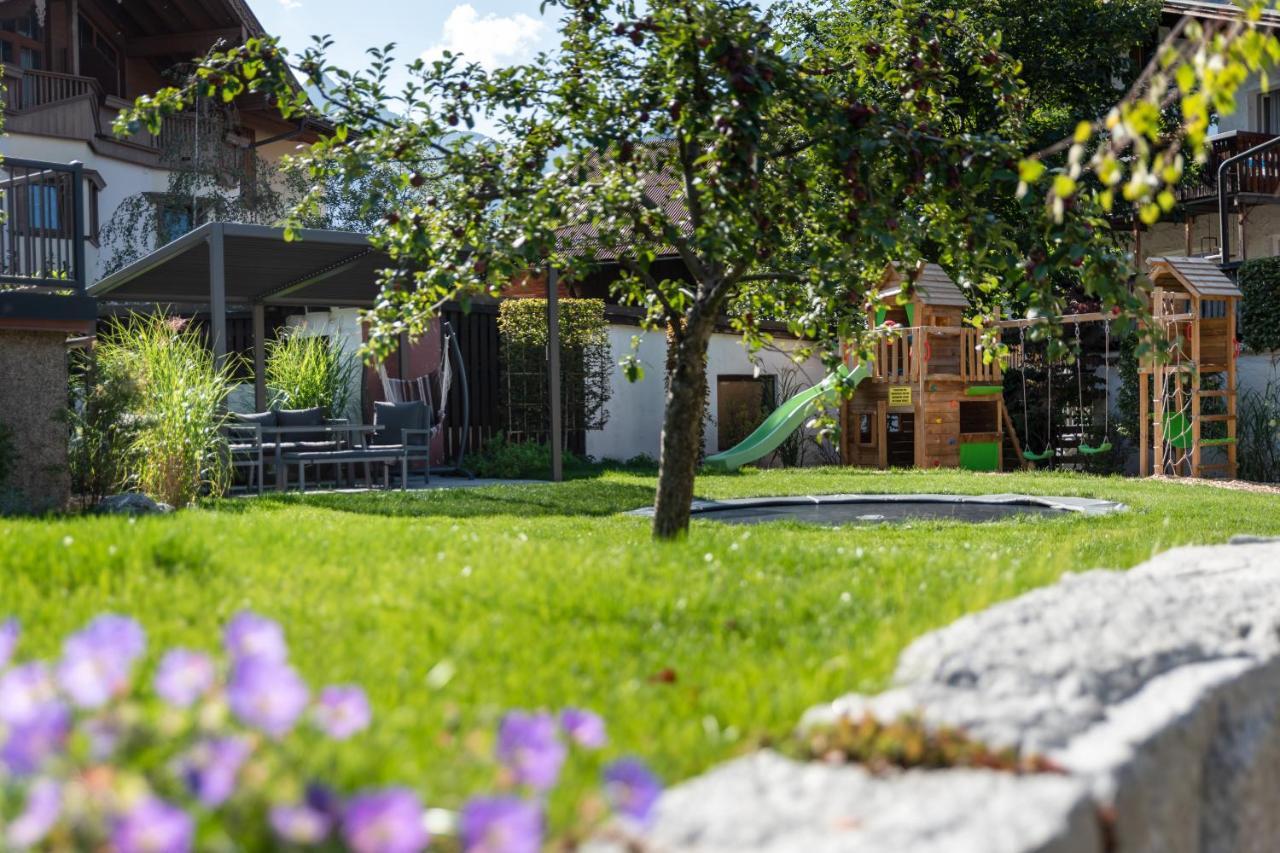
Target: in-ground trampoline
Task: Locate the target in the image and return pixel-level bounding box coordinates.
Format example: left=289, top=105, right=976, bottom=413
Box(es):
left=628, top=493, right=1125, bottom=526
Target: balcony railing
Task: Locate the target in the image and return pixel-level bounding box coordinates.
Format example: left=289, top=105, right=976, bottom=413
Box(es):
left=855, top=326, right=1002, bottom=384
left=0, top=158, right=86, bottom=292
left=2, top=67, right=102, bottom=111
left=1176, top=130, right=1280, bottom=204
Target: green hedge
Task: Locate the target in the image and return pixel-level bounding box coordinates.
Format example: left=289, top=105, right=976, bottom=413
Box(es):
left=1238, top=257, right=1280, bottom=353
left=498, top=298, right=613, bottom=439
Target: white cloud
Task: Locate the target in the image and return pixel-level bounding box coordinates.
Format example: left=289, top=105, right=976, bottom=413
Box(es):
left=423, top=4, right=548, bottom=70
left=278, top=0, right=302, bottom=10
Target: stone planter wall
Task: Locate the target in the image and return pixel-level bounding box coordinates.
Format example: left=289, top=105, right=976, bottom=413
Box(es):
left=642, top=539, right=1280, bottom=853
left=0, top=329, right=71, bottom=512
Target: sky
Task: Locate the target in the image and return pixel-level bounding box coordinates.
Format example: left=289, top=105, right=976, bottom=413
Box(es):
left=252, top=1, right=558, bottom=83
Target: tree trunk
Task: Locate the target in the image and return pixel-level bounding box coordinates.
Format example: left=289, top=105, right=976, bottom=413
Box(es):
left=652, top=321, right=713, bottom=539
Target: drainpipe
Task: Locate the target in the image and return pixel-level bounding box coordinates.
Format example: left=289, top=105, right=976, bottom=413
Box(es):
left=1217, top=133, right=1280, bottom=264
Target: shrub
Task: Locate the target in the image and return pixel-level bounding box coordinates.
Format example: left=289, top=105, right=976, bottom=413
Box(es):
left=1238, top=257, right=1280, bottom=353
left=1237, top=380, right=1280, bottom=483
left=0, top=612, right=661, bottom=851
left=67, top=347, right=141, bottom=504
left=463, top=433, right=588, bottom=480
left=265, top=331, right=359, bottom=419
left=92, top=314, right=237, bottom=507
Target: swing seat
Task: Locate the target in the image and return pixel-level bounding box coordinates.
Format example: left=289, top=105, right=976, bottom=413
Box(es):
left=1078, top=441, right=1113, bottom=455
left=1022, top=448, right=1054, bottom=462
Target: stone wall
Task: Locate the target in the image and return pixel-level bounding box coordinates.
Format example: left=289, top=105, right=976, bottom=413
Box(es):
left=641, top=539, right=1280, bottom=853
left=0, top=329, right=71, bottom=512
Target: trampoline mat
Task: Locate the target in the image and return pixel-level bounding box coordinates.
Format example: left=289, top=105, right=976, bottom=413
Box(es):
left=692, top=499, right=1069, bottom=526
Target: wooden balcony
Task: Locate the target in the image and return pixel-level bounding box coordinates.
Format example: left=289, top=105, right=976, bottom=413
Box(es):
left=1176, top=130, right=1280, bottom=210
left=855, top=326, right=1002, bottom=385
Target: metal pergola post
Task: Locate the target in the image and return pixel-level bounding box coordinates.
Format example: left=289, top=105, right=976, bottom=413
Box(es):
left=208, top=222, right=227, bottom=367
left=252, top=302, right=267, bottom=410
left=547, top=265, right=563, bottom=482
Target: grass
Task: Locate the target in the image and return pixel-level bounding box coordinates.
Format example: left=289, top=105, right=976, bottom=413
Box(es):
left=2, top=467, right=1278, bottom=814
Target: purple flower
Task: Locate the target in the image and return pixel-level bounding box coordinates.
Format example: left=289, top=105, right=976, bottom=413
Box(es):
left=1, top=701, right=70, bottom=775
left=6, top=778, right=60, bottom=848
left=495, top=712, right=566, bottom=790
left=56, top=614, right=146, bottom=708
left=0, top=618, right=18, bottom=670
left=182, top=737, right=252, bottom=808
left=342, top=788, right=429, bottom=853
left=560, top=708, right=607, bottom=749
left=270, top=802, right=333, bottom=845
left=313, top=685, right=372, bottom=739
left=113, top=798, right=193, bottom=853
left=227, top=658, right=309, bottom=737
left=223, top=611, right=287, bottom=664
left=603, top=759, right=663, bottom=826
left=460, top=797, right=542, bottom=853
left=154, top=649, right=214, bottom=709
left=0, top=662, right=56, bottom=725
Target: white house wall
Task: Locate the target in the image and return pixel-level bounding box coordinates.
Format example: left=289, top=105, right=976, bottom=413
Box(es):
left=587, top=325, right=829, bottom=464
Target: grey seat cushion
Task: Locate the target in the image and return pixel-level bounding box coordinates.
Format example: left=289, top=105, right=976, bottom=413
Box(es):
left=277, top=407, right=325, bottom=442
left=231, top=410, right=277, bottom=430
left=372, top=401, right=430, bottom=446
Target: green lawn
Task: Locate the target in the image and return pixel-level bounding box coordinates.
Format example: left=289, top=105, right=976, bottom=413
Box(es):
left=2, top=468, right=1277, bottom=814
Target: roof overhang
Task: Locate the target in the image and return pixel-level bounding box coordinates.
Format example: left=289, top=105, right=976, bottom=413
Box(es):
left=88, top=222, right=390, bottom=308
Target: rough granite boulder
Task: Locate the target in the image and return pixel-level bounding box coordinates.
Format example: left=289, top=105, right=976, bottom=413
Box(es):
left=96, top=493, right=174, bottom=516
left=641, top=540, right=1280, bottom=853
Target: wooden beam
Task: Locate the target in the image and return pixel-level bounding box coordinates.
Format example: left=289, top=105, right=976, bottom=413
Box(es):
left=126, top=28, right=243, bottom=57
left=1139, top=370, right=1149, bottom=476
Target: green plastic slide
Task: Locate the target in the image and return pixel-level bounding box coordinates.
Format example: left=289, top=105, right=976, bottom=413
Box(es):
left=703, top=363, right=871, bottom=472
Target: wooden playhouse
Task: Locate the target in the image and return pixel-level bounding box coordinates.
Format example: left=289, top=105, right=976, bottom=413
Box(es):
left=841, top=264, right=1010, bottom=471
left=1138, top=255, right=1241, bottom=479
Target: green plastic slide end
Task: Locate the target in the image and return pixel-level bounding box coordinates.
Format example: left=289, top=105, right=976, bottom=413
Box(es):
left=964, top=385, right=1005, bottom=397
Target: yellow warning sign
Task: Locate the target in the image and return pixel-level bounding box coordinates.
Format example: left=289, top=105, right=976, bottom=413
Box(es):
left=888, top=386, right=913, bottom=406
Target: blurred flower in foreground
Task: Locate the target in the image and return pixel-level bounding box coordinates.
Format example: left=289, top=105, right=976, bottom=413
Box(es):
left=112, top=797, right=193, bottom=853
left=342, top=788, right=429, bottom=853
left=560, top=707, right=607, bottom=749
left=496, top=711, right=566, bottom=790
left=604, top=758, right=664, bottom=826
left=460, top=796, right=543, bottom=853
left=227, top=657, right=309, bottom=737
left=153, top=649, right=214, bottom=708
left=314, top=685, right=372, bottom=739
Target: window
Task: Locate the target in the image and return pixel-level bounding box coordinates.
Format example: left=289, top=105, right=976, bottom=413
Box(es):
left=959, top=400, right=998, bottom=435
left=148, top=194, right=211, bottom=246
left=858, top=413, right=874, bottom=445
left=1261, top=90, right=1280, bottom=135
left=78, top=13, right=122, bottom=97
left=28, top=184, right=59, bottom=232
left=0, top=9, right=43, bottom=71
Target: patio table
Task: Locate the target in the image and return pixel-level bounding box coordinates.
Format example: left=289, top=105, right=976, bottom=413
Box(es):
left=260, top=424, right=382, bottom=490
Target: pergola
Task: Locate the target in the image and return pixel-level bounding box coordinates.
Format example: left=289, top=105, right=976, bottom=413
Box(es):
left=90, top=222, right=394, bottom=411
left=88, top=221, right=567, bottom=479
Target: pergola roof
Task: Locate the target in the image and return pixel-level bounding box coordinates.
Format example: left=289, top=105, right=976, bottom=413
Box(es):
left=89, top=222, right=389, bottom=307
